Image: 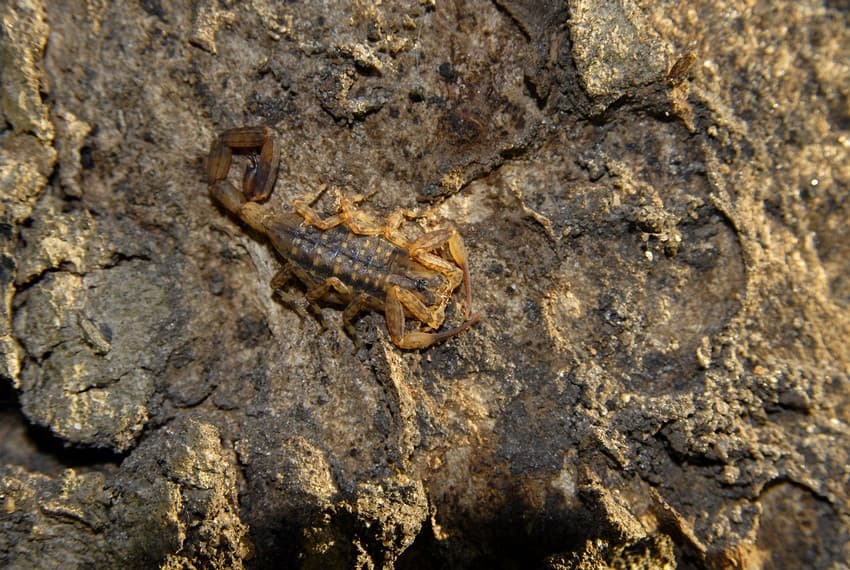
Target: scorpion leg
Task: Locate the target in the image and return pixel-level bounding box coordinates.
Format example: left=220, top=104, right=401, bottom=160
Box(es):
left=294, top=188, right=386, bottom=235
left=292, top=199, right=345, bottom=230
left=386, top=287, right=481, bottom=349
left=269, top=265, right=311, bottom=326
left=270, top=265, right=294, bottom=292
left=335, top=190, right=387, bottom=236
left=206, top=126, right=280, bottom=201
left=304, top=277, right=368, bottom=343
left=295, top=188, right=410, bottom=239
left=341, top=295, right=367, bottom=325
left=339, top=195, right=427, bottom=245
left=305, top=276, right=354, bottom=303
left=285, top=267, right=330, bottom=331
left=408, top=228, right=473, bottom=318
left=341, top=295, right=369, bottom=348
left=293, top=189, right=426, bottom=255
left=380, top=209, right=422, bottom=248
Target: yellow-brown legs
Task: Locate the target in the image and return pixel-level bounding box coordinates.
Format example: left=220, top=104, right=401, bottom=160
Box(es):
left=271, top=265, right=319, bottom=327
left=305, top=276, right=351, bottom=303
left=386, top=286, right=481, bottom=349
left=273, top=267, right=369, bottom=347
left=290, top=187, right=382, bottom=234
left=206, top=126, right=280, bottom=201
left=407, top=228, right=472, bottom=319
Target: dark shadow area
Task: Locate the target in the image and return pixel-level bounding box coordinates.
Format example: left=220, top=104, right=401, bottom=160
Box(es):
left=397, top=502, right=594, bottom=570
left=0, top=378, right=124, bottom=475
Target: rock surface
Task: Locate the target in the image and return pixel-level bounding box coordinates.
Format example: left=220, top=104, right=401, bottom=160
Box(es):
left=1, top=0, right=849, bottom=567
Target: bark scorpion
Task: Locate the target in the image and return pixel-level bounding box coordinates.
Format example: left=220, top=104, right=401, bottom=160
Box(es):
left=205, top=126, right=481, bottom=349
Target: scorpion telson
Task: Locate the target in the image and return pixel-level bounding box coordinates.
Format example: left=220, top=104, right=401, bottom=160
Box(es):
left=205, top=126, right=481, bottom=349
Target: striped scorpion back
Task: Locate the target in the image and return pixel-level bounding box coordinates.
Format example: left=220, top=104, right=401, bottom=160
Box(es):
left=264, top=212, right=432, bottom=304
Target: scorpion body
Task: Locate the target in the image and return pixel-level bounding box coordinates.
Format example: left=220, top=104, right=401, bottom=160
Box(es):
left=206, top=127, right=480, bottom=349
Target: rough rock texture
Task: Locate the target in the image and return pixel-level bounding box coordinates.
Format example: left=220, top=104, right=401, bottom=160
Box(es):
left=1, top=0, right=849, bottom=568
left=1, top=417, right=248, bottom=567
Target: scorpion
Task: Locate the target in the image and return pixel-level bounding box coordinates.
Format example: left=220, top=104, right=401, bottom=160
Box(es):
left=205, top=126, right=481, bottom=349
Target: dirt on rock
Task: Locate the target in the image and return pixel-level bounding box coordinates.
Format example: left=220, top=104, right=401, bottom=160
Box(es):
left=1, top=0, right=849, bottom=568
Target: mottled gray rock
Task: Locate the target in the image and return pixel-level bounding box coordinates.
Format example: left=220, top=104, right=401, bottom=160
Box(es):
left=568, top=0, right=671, bottom=112
left=1, top=0, right=849, bottom=568
left=0, top=418, right=247, bottom=568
